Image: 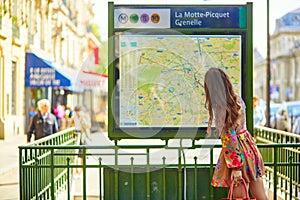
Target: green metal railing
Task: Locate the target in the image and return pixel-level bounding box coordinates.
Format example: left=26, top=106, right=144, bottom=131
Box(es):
left=19, top=127, right=77, bottom=200
left=255, top=126, right=300, bottom=200
left=19, top=127, right=300, bottom=200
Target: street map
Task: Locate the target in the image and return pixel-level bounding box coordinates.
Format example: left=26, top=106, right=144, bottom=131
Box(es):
left=118, top=35, right=241, bottom=127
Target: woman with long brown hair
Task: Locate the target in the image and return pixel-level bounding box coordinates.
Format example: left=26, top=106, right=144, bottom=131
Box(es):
left=204, top=67, right=267, bottom=200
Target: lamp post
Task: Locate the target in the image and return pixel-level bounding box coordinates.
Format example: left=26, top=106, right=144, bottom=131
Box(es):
left=266, top=0, right=271, bottom=127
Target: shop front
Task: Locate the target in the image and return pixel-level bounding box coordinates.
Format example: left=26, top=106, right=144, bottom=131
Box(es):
left=24, top=52, right=108, bottom=132
left=24, top=52, right=83, bottom=131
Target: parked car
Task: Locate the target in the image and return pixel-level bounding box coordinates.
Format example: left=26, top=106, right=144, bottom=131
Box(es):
left=285, top=101, right=300, bottom=124
left=275, top=101, right=300, bottom=131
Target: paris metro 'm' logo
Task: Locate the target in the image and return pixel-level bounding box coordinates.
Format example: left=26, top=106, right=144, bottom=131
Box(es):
left=118, top=13, right=128, bottom=24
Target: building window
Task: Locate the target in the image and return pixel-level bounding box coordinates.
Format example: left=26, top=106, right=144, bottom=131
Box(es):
left=11, top=61, right=17, bottom=115
left=27, top=0, right=33, bottom=44
left=62, top=0, right=67, bottom=7
left=40, top=13, right=44, bottom=50
left=12, top=0, right=20, bottom=38
left=0, top=0, right=3, bottom=29
left=0, top=51, right=2, bottom=117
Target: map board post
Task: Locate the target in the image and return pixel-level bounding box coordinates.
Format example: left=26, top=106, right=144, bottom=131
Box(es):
left=108, top=2, right=253, bottom=140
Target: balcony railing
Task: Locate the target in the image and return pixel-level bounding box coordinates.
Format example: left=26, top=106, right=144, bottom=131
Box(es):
left=19, top=126, right=300, bottom=200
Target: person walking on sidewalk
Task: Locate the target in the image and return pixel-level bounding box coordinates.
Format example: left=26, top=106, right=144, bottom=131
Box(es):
left=70, top=105, right=91, bottom=176
left=253, top=96, right=266, bottom=126
left=27, top=99, right=58, bottom=142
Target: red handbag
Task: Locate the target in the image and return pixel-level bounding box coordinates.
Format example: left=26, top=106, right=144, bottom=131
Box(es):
left=222, top=178, right=256, bottom=200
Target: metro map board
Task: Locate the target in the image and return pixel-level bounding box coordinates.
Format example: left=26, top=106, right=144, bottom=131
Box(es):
left=118, top=35, right=241, bottom=128
left=109, top=3, right=253, bottom=139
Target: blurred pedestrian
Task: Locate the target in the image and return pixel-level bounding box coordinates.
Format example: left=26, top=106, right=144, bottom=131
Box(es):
left=70, top=105, right=91, bottom=176
left=53, top=101, right=65, bottom=130
left=65, top=105, right=74, bottom=128
left=28, top=106, right=38, bottom=125
left=27, top=99, right=58, bottom=143
left=253, top=96, right=266, bottom=126
left=276, top=108, right=291, bottom=132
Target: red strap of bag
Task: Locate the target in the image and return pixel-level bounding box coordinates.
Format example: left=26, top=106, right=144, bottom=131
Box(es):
left=227, top=178, right=251, bottom=200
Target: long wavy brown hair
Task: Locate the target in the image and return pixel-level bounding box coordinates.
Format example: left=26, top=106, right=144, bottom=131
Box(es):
left=204, top=67, right=241, bottom=133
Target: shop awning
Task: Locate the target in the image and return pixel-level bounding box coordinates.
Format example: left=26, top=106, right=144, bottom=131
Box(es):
left=25, top=52, right=74, bottom=88
left=25, top=52, right=107, bottom=92
left=56, top=67, right=84, bottom=92
left=56, top=68, right=108, bottom=92
left=77, top=71, right=108, bottom=92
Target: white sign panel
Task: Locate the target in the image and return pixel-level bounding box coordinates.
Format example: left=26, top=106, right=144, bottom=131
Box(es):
left=114, top=8, right=170, bottom=28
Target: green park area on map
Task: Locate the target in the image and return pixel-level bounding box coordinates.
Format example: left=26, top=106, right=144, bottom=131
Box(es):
left=118, top=35, right=241, bottom=128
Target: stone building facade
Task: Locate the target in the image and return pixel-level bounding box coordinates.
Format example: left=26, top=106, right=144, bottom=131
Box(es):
left=0, top=0, right=99, bottom=139
left=254, top=8, right=300, bottom=103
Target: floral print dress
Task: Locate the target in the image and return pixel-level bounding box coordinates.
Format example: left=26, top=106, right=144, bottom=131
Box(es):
left=211, top=98, right=266, bottom=188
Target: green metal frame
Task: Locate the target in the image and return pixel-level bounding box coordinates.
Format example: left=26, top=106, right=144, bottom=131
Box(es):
left=108, top=2, right=254, bottom=140
left=19, top=126, right=300, bottom=200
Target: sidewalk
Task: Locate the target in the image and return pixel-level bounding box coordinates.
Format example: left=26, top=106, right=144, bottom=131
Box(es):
left=0, top=134, right=27, bottom=200
left=0, top=134, right=27, bottom=175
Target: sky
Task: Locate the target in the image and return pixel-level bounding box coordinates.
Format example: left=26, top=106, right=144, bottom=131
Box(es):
left=92, top=0, right=300, bottom=57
